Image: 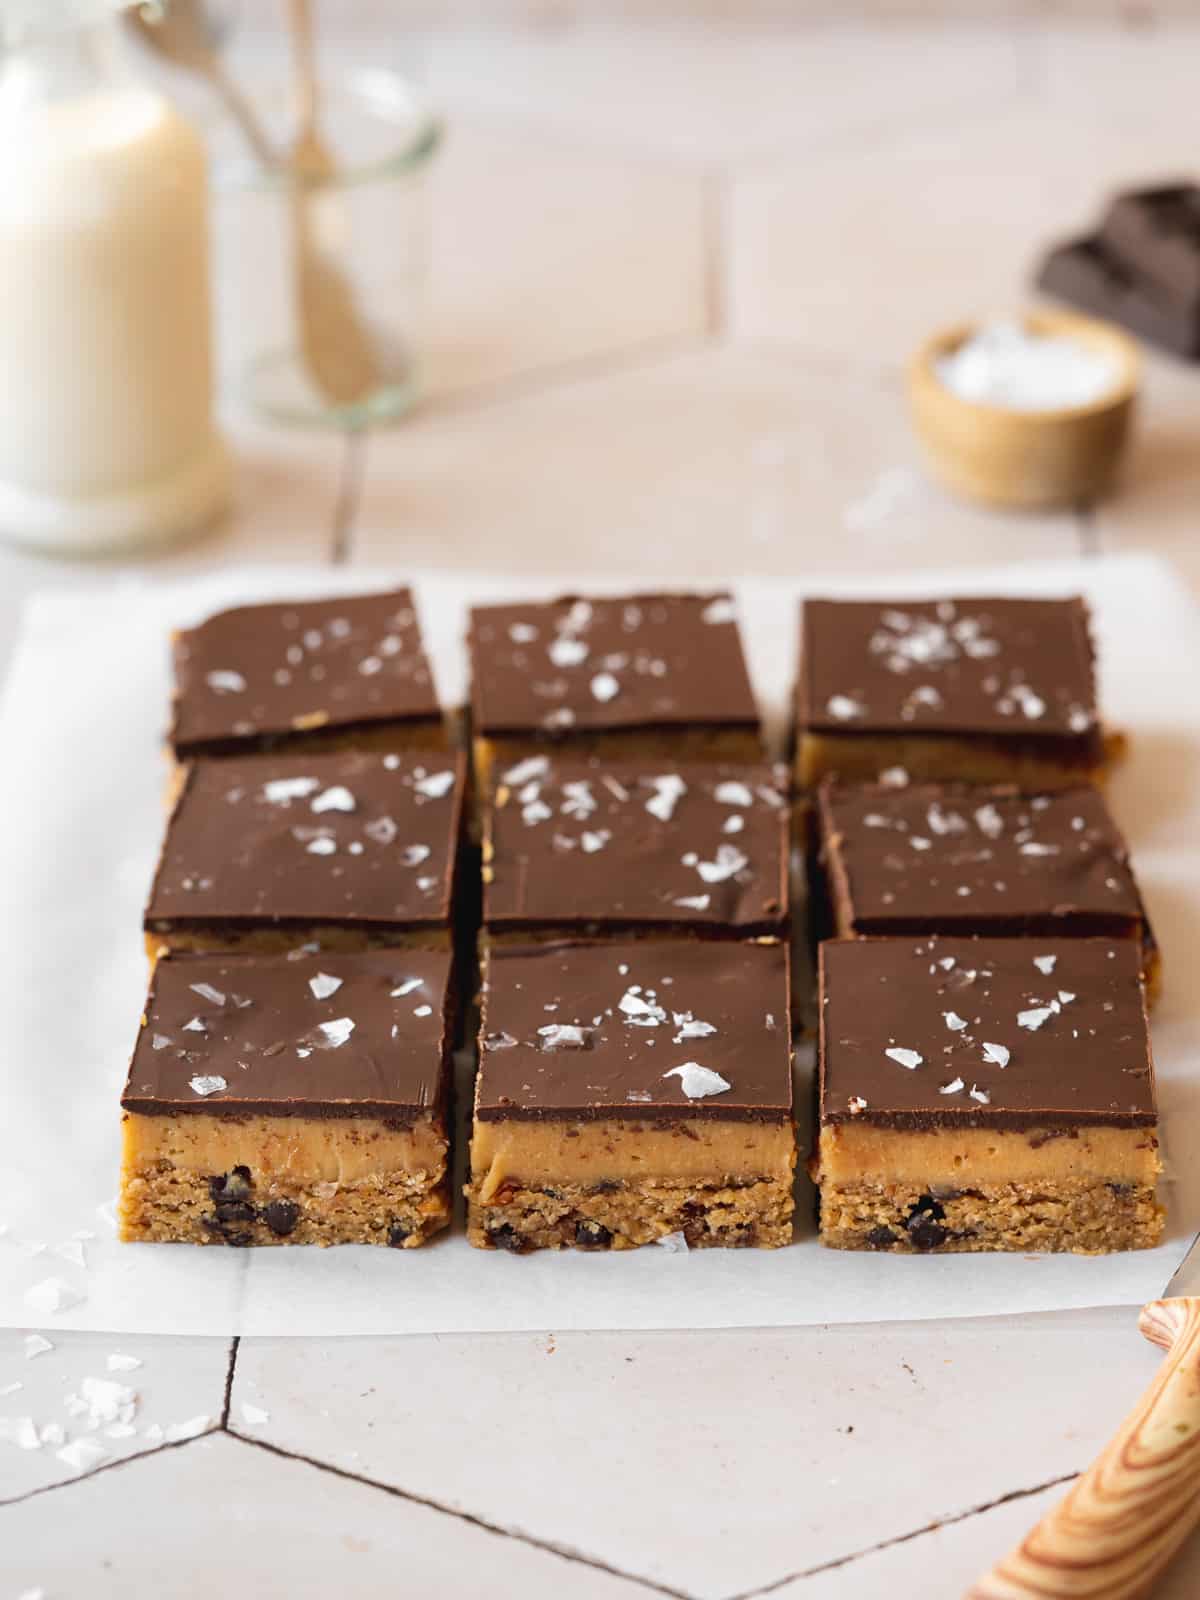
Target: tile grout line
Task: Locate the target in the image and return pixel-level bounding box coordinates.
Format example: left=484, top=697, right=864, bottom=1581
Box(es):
left=226, top=1429, right=695, bottom=1600
left=219, top=1335, right=241, bottom=1430
left=722, top=1469, right=1080, bottom=1599
left=0, top=1428, right=223, bottom=1511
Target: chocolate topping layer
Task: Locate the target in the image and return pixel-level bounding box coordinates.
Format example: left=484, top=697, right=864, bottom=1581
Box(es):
left=476, top=940, right=792, bottom=1122
left=818, top=781, right=1145, bottom=935
left=468, top=593, right=760, bottom=738
left=146, top=749, right=464, bottom=932
left=820, top=936, right=1155, bottom=1131
left=485, top=757, right=789, bottom=934
left=170, top=589, right=440, bottom=756
left=797, top=596, right=1101, bottom=743
left=121, top=950, right=453, bottom=1118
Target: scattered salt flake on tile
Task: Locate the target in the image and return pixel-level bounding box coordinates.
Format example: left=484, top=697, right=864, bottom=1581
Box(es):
left=981, top=1042, right=1011, bottom=1067
left=52, top=1239, right=87, bottom=1269
left=57, top=1437, right=108, bottom=1473
left=24, top=1278, right=83, bottom=1316
left=317, top=1018, right=355, bottom=1048
left=826, top=694, right=865, bottom=721
left=537, top=1024, right=590, bottom=1050
left=701, top=597, right=736, bottom=625
left=23, top=1334, right=53, bottom=1359
left=969, top=1085, right=992, bottom=1105
left=263, top=776, right=320, bottom=804
left=714, top=781, right=753, bottom=807
left=164, top=1415, right=211, bottom=1443
left=17, top=1588, right=45, bottom=1600
left=205, top=669, right=246, bottom=694
left=142, top=1423, right=164, bottom=1443
left=663, top=1063, right=731, bottom=1099
left=939, top=1078, right=965, bottom=1095
left=413, top=1005, right=433, bottom=1018
left=104, top=1422, right=137, bottom=1440
left=80, top=1376, right=137, bottom=1426
left=312, top=785, right=356, bottom=814
left=1018, top=1006, right=1056, bottom=1032
left=942, top=1011, right=968, bottom=1032
left=106, top=1354, right=141, bottom=1374
left=885, top=1047, right=923, bottom=1070
left=188, top=1075, right=227, bottom=1098
left=645, top=775, right=686, bottom=822
left=696, top=844, right=748, bottom=884
left=19, top=1240, right=46, bottom=1258
left=0, top=1381, right=21, bottom=1397
left=590, top=671, right=620, bottom=702
left=390, top=977, right=423, bottom=997
left=657, top=1230, right=690, bottom=1253
left=308, top=972, right=342, bottom=1000
left=39, top=1422, right=65, bottom=1446
left=240, top=1402, right=270, bottom=1427
left=1, top=1416, right=41, bottom=1450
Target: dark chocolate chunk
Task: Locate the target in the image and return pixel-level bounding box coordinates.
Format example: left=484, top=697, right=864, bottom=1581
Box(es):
left=386, top=1221, right=412, bottom=1248
left=476, top=939, right=792, bottom=1123
left=145, top=748, right=464, bottom=936
left=170, top=588, right=441, bottom=758
left=468, top=593, right=761, bottom=739
left=820, top=935, right=1156, bottom=1132
left=817, top=780, right=1148, bottom=939
left=905, top=1196, right=948, bottom=1251
left=121, top=949, right=454, bottom=1119
left=575, top=1220, right=613, bottom=1248
left=797, top=596, right=1102, bottom=747
left=486, top=1223, right=528, bottom=1253
left=263, top=1200, right=300, bottom=1237
left=485, top=756, right=789, bottom=936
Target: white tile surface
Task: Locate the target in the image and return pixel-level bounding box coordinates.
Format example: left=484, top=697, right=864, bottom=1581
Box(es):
left=354, top=346, right=1079, bottom=578
left=0, top=1330, right=228, bottom=1503
left=1, top=1430, right=648, bottom=1599
left=233, top=1309, right=1163, bottom=1599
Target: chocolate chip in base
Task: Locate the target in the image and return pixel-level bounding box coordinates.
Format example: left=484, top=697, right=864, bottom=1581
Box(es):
left=486, top=1223, right=528, bottom=1253
left=905, top=1195, right=948, bottom=1251
left=866, top=1225, right=898, bottom=1249
left=200, top=1217, right=253, bottom=1247
left=387, top=1221, right=412, bottom=1248
left=209, top=1165, right=253, bottom=1204
left=575, top=1220, right=613, bottom=1249
left=263, top=1199, right=300, bottom=1237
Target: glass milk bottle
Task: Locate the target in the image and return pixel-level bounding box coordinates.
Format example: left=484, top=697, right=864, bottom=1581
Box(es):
left=0, top=0, right=229, bottom=553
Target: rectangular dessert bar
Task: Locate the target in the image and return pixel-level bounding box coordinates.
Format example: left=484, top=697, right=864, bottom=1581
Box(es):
left=1037, top=236, right=1200, bottom=362
left=483, top=755, right=789, bottom=942
left=468, top=939, right=795, bottom=1251
left=169, top=588, right=445, bottom=760
left=119, top=949, right=455, bottom=1247
left=145, top=748, right=465, bottom=958
left=1100, top=184, right=1200, bottom=306
left=814, top=936, right=1163, bottom=1254
left=467, top=593, right=764, bottom=794
left=794, top=595, right=1119, bottom=790
left=812, top=779, right=1158, bottom=993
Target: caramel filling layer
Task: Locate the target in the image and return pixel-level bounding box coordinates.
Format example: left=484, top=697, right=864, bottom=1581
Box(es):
left=796, top=731, right=1116, bottom=790
left=471, top=1116, right=795, bottom=1202
left=122, top=1111, right=448, bottom=1187
left=817, top=1122, right=1160, bottom=1188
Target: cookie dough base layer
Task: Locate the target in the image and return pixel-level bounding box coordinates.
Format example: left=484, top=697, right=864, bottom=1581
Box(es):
left=467, top=1176, right=793, bottom=1251
left=119, top=1112, right=450, bottom=1247
left=795, top=729, right=1124, bottom=790
left=819, top=1178, right=1164, bottom=1254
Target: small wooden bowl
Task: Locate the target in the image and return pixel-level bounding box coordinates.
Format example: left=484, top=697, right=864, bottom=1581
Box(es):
left=908, top=311, right=1139, bottom=510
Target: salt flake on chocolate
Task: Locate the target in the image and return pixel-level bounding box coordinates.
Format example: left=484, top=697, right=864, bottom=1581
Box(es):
left=943, top=1011, right=968, bottom=1032
left=205, top=670, right=246, bottom=694
left=590, top=672, right=620, bottom=703
left=1033, top=954, right=1057, bottom=975
left=885, top=1047, right=923, bottom=1070
left=826, top=694, right=865, bottom=721
left=619, top=988, right=667, bottom=1026
left=701, top=597, right=736, bottom=625
left=414, top=770, right=455, bottom=799
left=696, top=844, right=748, bottom=884
left=311, top=785, right=356, bottom=814
left=848, top=1095, right=869, bottom=1114
left=673, top=894, right=710, bottom=911
left=939, top=1077, right=965, bottom=1095
left=645, top=775, right=686, bottom=822
left=537, top=1024, right=591, bottom=1050
left=548, top=636, right=588, bottom=668
left=503, top=755, right=549, bottom=786
left=664, top=1063, right=731, bottom=1099
left=1018, top=1006, right=1056, bottom=1031
left=306, top=836, right=336, bottom=856
left=189, top=1075, right=227, bottom=1097
left=308, top=973, right=342, bottom=1000
left=981, top=1042, right=1010, bottom=1067
left=263, top=776, right=320, bottom=804
left=317, top=1018, right=355, bottom=1048
left=391, top=978, right=423, bottom=997
left=974, top=803, right=1004, bottom=840
left=969, top=1084, right=992, bottom=1105
left=714, top=781, right=753, bottom=807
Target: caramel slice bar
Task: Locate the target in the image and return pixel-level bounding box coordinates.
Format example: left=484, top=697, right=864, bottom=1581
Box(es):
left=468, top=940, right=795, bottom=1251
left=484, top=756, right=789, bottom=942
left=813, top=780, right=1157, bottom=992
left=814, top=936, right=1163, bottom=1254
left=119, top=949, right=454, bottom=1247
left=794, top=596, right=1118, bottom=790
left=145, top=749, right=465, bottom=958
left=467, top=593, right=764, bottom=792
left=169, top=588, right=444, bottom=760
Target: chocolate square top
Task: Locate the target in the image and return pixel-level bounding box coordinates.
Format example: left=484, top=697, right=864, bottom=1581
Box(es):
left=145, top=749, right=464, bottom=934
left=820, top=936, right=1155, bottom=1132
left=170, top=589, right=441, bottom=757
left=797, top=596, right=1101, bottom=742
left=485, top=756, right=789, bottom=936
left=468, top=593, right=760, bottom=738
left=121, top=950, right=452, bottom=1118
left=476, top=940, right=792, bottom=1122
left=818, top=781, right=1145, bottom=937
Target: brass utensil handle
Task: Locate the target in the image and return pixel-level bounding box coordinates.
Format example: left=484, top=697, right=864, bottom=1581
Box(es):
left=968, top=1297, right=1200, bottom=1599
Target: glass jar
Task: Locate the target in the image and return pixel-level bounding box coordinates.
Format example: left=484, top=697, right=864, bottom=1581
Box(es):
left=211, top=65, right=441, bottom=429
left=0, top=0, right=229, bottom=553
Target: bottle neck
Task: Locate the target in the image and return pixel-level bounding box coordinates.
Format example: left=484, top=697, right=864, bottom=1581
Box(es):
left=0, top=17, right=130, bottom=115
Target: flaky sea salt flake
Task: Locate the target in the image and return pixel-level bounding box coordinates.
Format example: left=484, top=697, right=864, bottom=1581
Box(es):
left=189, top=1075, right=227, bottom=1098
left=885, top=1047, right=923, bottom=1070
left=664, top=1063, right=732, bottom=1099
left=308, top=972, right=343, bottom=1000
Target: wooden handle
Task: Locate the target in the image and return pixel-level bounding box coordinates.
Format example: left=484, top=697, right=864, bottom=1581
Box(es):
left=967, top=1297, right=1200, bottom=1599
